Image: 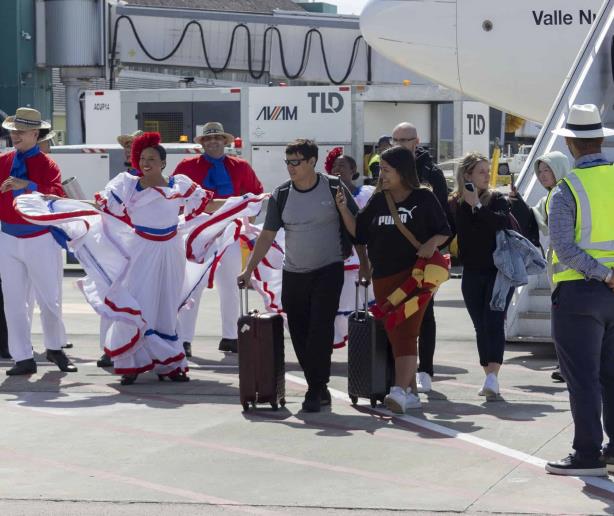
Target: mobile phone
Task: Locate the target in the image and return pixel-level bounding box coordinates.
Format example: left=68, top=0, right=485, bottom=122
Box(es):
left=464, top=182, right=475, bottom=192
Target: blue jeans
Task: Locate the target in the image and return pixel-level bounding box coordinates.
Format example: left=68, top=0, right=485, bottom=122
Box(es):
left=461, top=268, right=512, bottom=367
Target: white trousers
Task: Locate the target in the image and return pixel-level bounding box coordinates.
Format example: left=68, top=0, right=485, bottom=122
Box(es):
left=177, top=240, right=242, bottom=343
left=0, top=232, right=64, bottom=361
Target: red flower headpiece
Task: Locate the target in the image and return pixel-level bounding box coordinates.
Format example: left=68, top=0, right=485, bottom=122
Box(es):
left=131, top=132, right=161, bottom=171
left=324, top=146, right=344, bottom=174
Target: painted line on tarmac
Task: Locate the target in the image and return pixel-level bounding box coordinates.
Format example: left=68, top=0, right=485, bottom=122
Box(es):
left=285, top=373, right=614, bottom=499
left=0, top=447, right=276, bottom=515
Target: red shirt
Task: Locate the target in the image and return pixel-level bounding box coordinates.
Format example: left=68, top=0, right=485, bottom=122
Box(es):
left=173, top=154, right=263, bottom=199
left=0, top=150, right=65, bottom=225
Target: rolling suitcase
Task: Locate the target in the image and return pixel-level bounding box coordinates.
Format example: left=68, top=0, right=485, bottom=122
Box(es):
left=347, top=282, right=394, bottom=408
left=237, top=286, right=286, bottom=411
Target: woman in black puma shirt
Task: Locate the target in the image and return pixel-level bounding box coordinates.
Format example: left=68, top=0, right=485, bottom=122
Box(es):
left=337, top=146, right=450, bottom=413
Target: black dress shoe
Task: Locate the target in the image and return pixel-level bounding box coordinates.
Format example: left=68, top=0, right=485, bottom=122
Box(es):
left=120, top=374, right=138, bottom=385
left=218, top=338, right=238, bottom=353
left=6, top=358, right=37, bottom=376
left=183, top=341, right=192, bottom=358
left=62, top=341, right=73, bottom=349
left=96, top=353, right=113, bottom=368
left=46, top=350, right=78, bottom=373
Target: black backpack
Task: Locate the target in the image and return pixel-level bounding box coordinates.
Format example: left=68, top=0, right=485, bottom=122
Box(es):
left=275, top=174, right=354, bottom=260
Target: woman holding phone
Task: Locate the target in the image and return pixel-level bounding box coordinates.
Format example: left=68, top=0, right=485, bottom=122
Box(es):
left=448, top=152, right=513, bottom=399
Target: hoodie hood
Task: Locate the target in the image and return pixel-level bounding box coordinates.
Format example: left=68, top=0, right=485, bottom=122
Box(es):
left=533, top=151, right=571, bottom=183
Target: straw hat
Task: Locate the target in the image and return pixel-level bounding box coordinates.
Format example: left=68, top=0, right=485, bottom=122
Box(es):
left=194, top=122, right=234, bottom=146
left=2, top=107, right=51, bottom=131
left=117, top=130, right=143, bottom=147
left=552, top=104, right=614, bottom=139
left=38, top=129, right=56, bottom=144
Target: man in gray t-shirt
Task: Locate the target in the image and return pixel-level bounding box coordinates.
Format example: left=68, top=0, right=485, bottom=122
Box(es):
left=238, top=139, right=363, bottom=412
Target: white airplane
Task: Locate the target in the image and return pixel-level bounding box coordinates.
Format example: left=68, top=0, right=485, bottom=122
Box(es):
left=359, top=0, right=604, bottom=122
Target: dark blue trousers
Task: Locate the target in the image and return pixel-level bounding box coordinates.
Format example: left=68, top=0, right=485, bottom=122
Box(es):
left=552, top=280, right=614, bottom=461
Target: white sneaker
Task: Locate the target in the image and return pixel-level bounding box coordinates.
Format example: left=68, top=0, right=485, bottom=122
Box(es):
left=416, top=372, right=432, bottom=393
left=479, top=373, right=500, bottom=399
left=404, top=391, right=422, bottom=410
left=384, top=386, right=408, bottom=414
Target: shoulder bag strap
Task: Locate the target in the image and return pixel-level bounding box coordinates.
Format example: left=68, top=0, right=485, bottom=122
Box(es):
left=383, top=190, right=422, bottom=249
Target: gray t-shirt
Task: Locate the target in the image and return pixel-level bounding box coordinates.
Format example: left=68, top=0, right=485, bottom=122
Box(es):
left=264, top=174, right=357, bottom=273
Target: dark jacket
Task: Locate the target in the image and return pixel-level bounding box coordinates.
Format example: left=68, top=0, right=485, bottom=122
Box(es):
left=415, top=146, right=448, bottom=210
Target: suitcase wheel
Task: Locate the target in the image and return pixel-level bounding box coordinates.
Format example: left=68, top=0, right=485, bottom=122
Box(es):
left=369, top=397, right=378, bottom=408
left=279, top=398, right=286, bottom=407
left=270, top=402, right=278, bottom=411
left=242, top=402, right=250, bottom=412
left=350, top=395, right=358, bottom=406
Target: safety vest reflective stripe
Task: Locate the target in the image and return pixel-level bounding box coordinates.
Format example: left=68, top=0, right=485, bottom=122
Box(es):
left=551, top=164, right=614, bottom=283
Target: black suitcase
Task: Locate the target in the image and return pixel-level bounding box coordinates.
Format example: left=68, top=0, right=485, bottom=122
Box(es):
left=347, top=282, right=394, bottom=408
left=237, top=286, right=286, bottom=411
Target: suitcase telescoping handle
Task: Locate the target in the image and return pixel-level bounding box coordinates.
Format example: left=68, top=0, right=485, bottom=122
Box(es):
left=354, top=279, right=370, bottom=322
left=238, top=280, right=249, bottom=316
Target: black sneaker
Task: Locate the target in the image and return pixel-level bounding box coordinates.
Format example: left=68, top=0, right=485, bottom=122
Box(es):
left=183, top=341, right=192, bottom=358
left=218, top=338, right=238, bottom=353
left=302, top=389, right=321, bottom=412
left=321, top=387, right=332, bottom=406
left=601, top=449, right=614, bottom=474
left=545, top=453, right=607, bottom=476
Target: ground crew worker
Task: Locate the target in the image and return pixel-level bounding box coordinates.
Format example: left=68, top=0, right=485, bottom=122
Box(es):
left=367, top=135, right=392, bottom=183
left=545, top=104, right=614, bottom=477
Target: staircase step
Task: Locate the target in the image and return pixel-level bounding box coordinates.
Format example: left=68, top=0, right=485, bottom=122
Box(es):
left=506, top=335, right=554, bottom=344
left=530, top=288, right=551, bottom=297
left=519, top=311, right=550, bottom=320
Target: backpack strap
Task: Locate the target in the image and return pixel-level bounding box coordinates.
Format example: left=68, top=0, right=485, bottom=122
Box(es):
left=275, top=179, right=292, bottom=223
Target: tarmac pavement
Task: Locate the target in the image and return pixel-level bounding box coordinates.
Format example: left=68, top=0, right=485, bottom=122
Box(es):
left=1, top=271, right=613, bottom=515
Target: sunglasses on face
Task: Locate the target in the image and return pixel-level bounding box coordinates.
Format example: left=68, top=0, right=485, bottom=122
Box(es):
left=284, top=158, right=308, bottom=166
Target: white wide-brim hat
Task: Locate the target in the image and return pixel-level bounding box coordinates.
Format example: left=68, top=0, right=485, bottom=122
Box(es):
left=194, top=122, right=234, bottom=146
left=552, top=103, right=614, bottom=138
left=2, top=107, right=51, bottom=131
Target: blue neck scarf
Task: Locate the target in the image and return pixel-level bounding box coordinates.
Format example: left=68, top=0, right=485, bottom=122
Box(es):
left=11, top=145, right=40, bottom=197
left=203, top=154, right=234, bottom=196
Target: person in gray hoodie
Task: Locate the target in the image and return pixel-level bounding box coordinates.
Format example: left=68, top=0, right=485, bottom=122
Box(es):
left=515, top=151, right=570, bottom=382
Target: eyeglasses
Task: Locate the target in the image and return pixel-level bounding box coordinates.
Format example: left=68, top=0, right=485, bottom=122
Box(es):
left=392, top=137, right=417, bottom=144
left=284, top=158, right=308, bottom=166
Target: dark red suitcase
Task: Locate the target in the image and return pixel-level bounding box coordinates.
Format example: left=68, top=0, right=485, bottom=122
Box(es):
left=237, top=287, right=286, bottom=411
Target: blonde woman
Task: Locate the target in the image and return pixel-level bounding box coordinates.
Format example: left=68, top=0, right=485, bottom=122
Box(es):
left=449, top=153, right=513, bottom=399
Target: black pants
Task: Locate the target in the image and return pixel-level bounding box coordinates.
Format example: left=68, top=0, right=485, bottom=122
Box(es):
left=281, top=262, right=344, bottom=391
left=461, top=268, right=512, bottom=367
left=552, top=280, right=614, bottom=461
left=418, top=297, right=436, bottom=376
left=0, top=279, right=8, bottom=356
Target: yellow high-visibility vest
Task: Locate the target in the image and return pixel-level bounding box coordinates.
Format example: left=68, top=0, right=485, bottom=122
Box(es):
left=550, top=164, right=614, bottom=283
